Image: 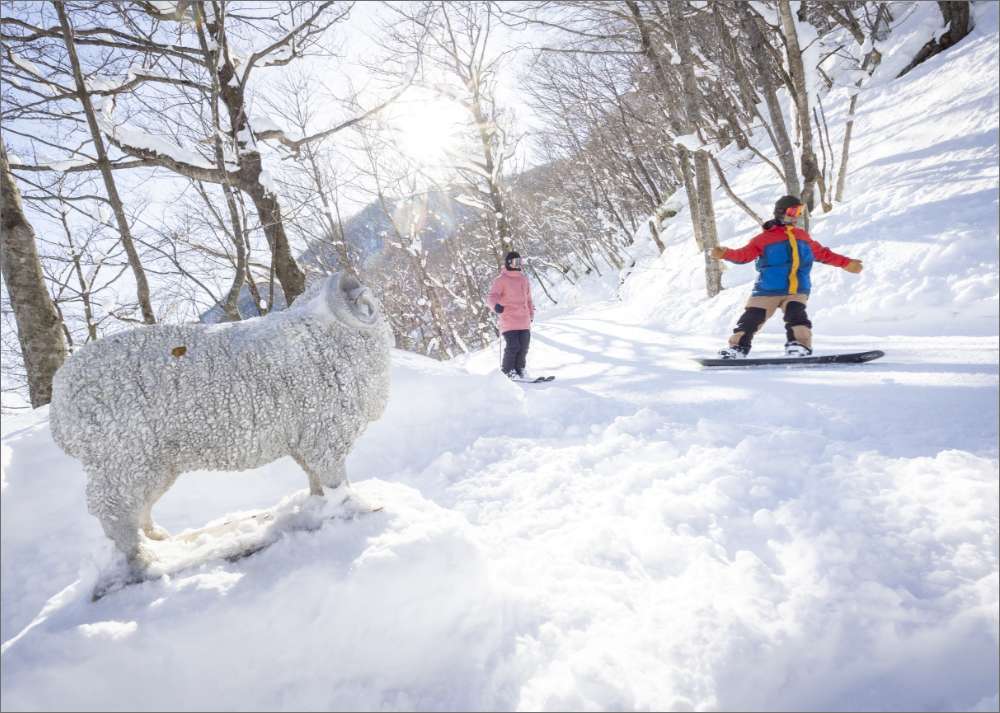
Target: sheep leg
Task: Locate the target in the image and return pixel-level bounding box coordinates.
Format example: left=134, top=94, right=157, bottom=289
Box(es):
left=318, top=457, right=348, bottom=490
left=293, top=451, right=348, bottom=495
left=141, top=501, right=169, bottom=540
left=86, top=469, right=158, bottom=569
left=293, top=454, right=325, bottom=496
left=140, top=475, right=178, bottom=540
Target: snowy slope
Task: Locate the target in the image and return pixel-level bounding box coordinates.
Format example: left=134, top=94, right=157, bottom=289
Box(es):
left=616, top=1, right=999, bottom=340
left=2, top=330, right=997, bottom=710
left=2, top=4, right=998, bottom=712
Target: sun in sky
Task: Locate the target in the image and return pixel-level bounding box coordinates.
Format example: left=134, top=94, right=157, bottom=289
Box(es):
left=393, top=88, right=469, bottom=169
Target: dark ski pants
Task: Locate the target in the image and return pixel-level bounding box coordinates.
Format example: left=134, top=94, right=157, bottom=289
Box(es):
left=502, top=329, right=531, bottom=374
left=729, top=294, right=812, bottom=354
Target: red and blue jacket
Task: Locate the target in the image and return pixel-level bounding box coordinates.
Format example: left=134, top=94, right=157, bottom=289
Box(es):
left=721, top=221, right=851, bottom=296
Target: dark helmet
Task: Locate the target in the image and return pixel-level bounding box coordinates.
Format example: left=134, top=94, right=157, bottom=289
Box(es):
left=504, top=251, right=522, bottom=270
left=774, top=195, right=804, bottom=222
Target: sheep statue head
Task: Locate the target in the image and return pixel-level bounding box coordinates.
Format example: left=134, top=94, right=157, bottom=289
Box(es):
left=322, top=273, right=381, bottom=329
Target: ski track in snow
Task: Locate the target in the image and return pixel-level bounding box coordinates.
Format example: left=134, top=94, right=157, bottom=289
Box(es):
left=2, top=4, right=999, bottom=711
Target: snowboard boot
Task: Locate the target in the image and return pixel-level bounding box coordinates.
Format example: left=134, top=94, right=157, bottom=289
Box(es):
left=718, top=345, right=748, bottom=360
left=785, top=341, right=813, bottom=357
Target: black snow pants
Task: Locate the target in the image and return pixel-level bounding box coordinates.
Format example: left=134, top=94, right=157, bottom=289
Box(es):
left=502, top=329, right=531, bottom=374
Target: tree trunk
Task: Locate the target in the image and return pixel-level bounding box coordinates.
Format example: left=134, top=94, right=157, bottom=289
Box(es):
left=471, top=103, right=513, bottom=259
left=54, top=0, right=156, bottom=324
left=679, top=149, right=704, bottom=250
left=1, top=146, right=67, bottom=407
left=192, top=7, right=245, bottom=322
left=648, top=216, right=667, bottom=254
left=207, top=11, right=306, bottom=305
left=694, top=151, right=721, bottom=296
left=834, top=93, right=858, bottom=202
left=714, top=6, right=759, bottom=116
left=242, top=177, right=305, bottom=305
left=217, top=182, right=248, bottom=321
left=58, top=210, right=98, bottom=341
left=898, top=1, right=972, bottom=77
left=778, top=0, right=820, bottom=212
left=741, top=5, right=801, bottom=196
left=835, top=13, right=887, bottom=202
left=710, top=154, right=764, bottom=224
left=660, top=0, right=721, bottom=296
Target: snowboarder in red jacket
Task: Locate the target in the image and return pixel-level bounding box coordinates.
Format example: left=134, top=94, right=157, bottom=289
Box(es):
left=710, top=195, right=863, bottom=359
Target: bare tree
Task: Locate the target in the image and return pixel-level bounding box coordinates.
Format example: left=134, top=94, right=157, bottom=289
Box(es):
left=260, top=70, right=360, bottom=280
left=0, top=144, right=67, bottom=407
left=4, top=1, right=410, bottom=306
left=778, top=0, right=820, bottom=211
left=737, top=2, right=801, bottom=196
left=835, top=2, right=891, bottom=202
left=386, top=1, right=519, bottom=263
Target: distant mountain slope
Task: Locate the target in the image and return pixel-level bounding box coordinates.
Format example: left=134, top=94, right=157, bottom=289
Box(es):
left=297, top=188, right=479, bottom=274
left=202, top=189, right=479, bottom=322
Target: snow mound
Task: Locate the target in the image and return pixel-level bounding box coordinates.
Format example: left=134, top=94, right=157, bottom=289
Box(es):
left=2, top=407, right=527, bottom=710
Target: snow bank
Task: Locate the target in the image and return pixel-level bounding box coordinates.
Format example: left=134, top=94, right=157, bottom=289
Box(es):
left=3, top=328, right=997, bottom=710
left=0, top=357, right=538, bottom=709
left=2, top=481, right=523, bottom=710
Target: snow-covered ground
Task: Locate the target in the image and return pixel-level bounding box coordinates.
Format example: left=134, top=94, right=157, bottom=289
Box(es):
left=2, top=3, right=998, bottom=712
left=2, top=326, right=997, bottom=711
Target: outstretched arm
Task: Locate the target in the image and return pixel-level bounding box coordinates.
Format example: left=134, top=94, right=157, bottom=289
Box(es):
left=710, top=235, right=764, bottom=264
left=807, top=237, right=862, bottom=272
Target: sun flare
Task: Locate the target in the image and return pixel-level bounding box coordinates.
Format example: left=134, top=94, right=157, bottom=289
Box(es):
left=394, top=92, right=468, bottom=167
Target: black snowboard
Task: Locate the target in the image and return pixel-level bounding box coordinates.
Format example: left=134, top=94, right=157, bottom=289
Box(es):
left=696, top=350, right=884, bottom=368
left=524, top=376, right=555, bottom=383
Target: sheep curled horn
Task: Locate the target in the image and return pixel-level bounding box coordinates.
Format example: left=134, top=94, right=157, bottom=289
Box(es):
left=49, top=273, right=392, bottom=568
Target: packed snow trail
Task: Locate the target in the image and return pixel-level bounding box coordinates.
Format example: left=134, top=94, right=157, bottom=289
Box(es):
left=2, top=307, right=997, bottom=711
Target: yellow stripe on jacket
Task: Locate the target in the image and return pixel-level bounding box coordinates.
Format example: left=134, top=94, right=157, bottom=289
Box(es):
left=786, top=225, right=800, bottom=294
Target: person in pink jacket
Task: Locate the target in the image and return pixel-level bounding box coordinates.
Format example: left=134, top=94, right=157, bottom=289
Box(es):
left=487, top=251, right=535, bottom=380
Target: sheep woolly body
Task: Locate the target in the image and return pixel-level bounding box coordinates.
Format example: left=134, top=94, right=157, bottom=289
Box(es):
left=50, top=273, right=392, bottom=566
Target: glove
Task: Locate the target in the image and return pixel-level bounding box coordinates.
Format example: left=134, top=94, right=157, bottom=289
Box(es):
left=844, top=259, right=863, bottom=274
left=709, top=247, right=727, bottom=260
left=494, top=304, right=504, bottom=314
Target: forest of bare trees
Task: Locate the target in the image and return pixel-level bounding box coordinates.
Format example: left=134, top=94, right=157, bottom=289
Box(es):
left=1, top=0, right=972, bottom=408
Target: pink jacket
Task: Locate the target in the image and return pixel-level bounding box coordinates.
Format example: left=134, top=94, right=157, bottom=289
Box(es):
left=487, top=268, right=534, bottom=333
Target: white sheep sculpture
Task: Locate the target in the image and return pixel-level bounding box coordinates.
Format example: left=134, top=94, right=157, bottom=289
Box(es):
left=50, top=273, right=392, bottom=567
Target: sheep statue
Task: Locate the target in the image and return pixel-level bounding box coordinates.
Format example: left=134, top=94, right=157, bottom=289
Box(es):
left=50, top=272, right=392, bottom=567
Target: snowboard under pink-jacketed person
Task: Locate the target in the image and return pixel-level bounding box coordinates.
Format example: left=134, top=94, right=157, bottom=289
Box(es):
left=487, top=251, right=535, bottom=380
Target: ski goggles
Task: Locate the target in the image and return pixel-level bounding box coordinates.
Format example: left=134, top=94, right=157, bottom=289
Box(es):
left=784, top=204, right=805, bottom=218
